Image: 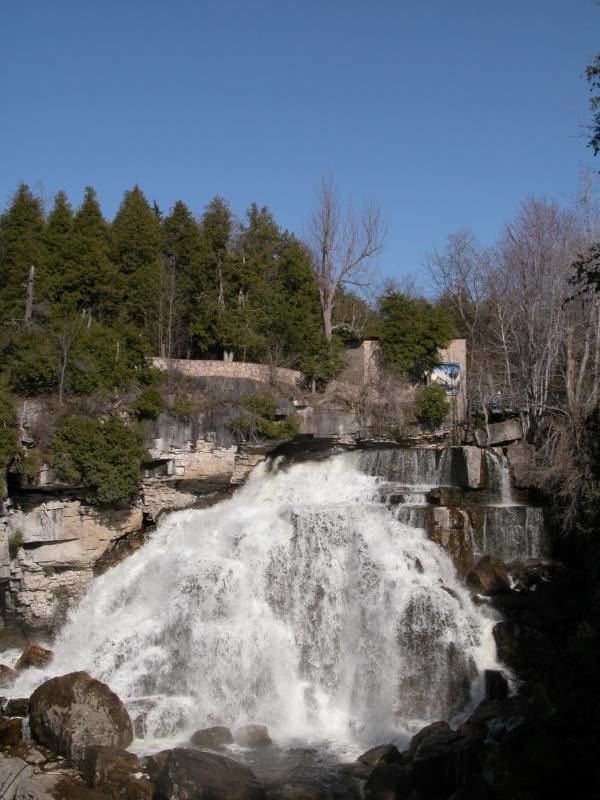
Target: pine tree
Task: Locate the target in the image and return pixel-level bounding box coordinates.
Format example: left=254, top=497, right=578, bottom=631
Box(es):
left=111, top=186, right=162, bottom=344
left=45, top=190, right=76, bottom=310
left=194, top=196, right=234, bottom=355
left=271, top=234, right=323, bottom=363
left=227, top=203, right=282, bottom=359
left=161, top=201, right=204, bottom=357
left=0, top=184, right=46, bottom=323
left=72, top=187, right=120, bottom=321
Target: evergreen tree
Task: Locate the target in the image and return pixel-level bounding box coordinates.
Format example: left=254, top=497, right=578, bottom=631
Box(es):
left=270, top=234, right=324, bottom=364
left=377, top=291, right=456, bottom=379
left=0, top=184, right=46, bottom=323
left=111, top=186, right=162, bottom=343
left=71, top=186, right=120, bottom=321
left=161, top=201, right=204, bottom=357
left=226, top=203, right=282, bottom=359
left=45, top=190, right=75, bottom=308
left=194, top=196, right=234, bottom=355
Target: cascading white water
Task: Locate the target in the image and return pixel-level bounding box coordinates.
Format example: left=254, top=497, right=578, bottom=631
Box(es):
left=8, top=453, right=498, bottom=753
left=485, top=451, right=514, bottom=506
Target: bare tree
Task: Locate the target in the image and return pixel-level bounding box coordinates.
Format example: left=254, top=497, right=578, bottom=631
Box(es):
left=53, top=314, right=86, bottom=406
left=157, top=255, right=178, bottom=360
left=426, top=230, right=490, bottom=423
left=308, top=176, right=384, bottom=340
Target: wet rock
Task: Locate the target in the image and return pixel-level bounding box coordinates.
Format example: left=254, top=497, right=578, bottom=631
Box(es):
left=0, top=757, right=34, bottom=800
left=81, top=745, right=154, bottom=799
left=427, top=507, right=475, bottom=577
left=0, top=665, right=16, bottom=688
left=0, top=717, right=23, bottom=746
left=153, top=747, right=266, bottom=800
left=15, top=644, right=53, bottom=671
left=234, top=723, right=272, bottom=747
left=457, top=446, right=484, bottom=489
left=484, top=669, right=509, bottom=702
left=407, top=720, right=452, bottom=756
left=427, top=487, right=465, bottom=507
left=364, top=763, right=413, bottom=799
left=505, top=441, right=535, bottom=488
left=345, top=761, right=373, bottom=779
left=141, top=750, right=171, bottom=784
left=493, top=621, right=556, bottom=680
left=465, top=556, right=510, bottom=595
left=2, top=698, right=30, bottom=718
left=358, top=743, right=402, bottom=767
left=128, top=697, right=157, bottom=739
left=190, top=724, right=234, bottom=748
left=29, top=671, right=133, bottom=762
left=411, top=729, right=484, bottom=799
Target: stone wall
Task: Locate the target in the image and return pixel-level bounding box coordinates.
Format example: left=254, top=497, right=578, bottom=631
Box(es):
left=151, top=358, right=302, bottom=386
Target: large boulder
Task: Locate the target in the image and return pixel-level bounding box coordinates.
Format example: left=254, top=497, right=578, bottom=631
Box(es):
left=153, top=748, right=266, bottom=800
left=234, top=724, right=272, bottom=747
left=190, top=725, right=234, bottom=748
left=29, top=671, right=133, bottom=762
left=474, top=420, right=522, bottom=447
left=15, top=645, right=53, bottom=672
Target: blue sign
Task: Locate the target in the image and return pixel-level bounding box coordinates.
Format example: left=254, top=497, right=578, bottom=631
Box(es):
left=430, top=363, right=461, bottom=396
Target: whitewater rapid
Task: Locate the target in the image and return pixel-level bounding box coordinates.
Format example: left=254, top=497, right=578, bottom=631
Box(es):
left=8, top=453, right=499, bottom=752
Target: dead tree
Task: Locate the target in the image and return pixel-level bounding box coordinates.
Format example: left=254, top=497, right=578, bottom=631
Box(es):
left=308, top=176, right=384, bottom=340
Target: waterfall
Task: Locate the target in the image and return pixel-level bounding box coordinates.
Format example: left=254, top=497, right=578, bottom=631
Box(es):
left=8, top=453, right=498, bottom=752
left=477, top=507, right=548, bottom=562
left=485, top=450, right=514, bottom=505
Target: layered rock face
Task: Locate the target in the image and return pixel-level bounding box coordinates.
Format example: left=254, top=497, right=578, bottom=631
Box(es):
left=0, top=501, right=142, bottom=635
left=0, top=404, right=281, bottom=636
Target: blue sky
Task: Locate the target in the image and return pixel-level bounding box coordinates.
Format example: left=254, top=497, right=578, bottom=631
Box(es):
left=1, top=0, right=598, bottom=286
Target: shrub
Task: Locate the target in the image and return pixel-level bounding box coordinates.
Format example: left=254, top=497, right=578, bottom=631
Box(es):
left=8, top=529, right=23, bottom=559
left=416, top=384, right=450, bottom=428
left=170, top=394, right=195, bottom=418
left=132, top=386, right=163, bottom=420
left=51, top=416, right=148, bottom=505
left=231, top=393, right=300, bottom=442
left=12, top=447, right=42, bottom=481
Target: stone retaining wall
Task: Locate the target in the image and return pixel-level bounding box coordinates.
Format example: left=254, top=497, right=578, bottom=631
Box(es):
left=151, top=358, right=302, bottom=386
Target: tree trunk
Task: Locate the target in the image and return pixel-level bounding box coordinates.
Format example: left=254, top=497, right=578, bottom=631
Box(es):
left=25, top=265, right=35, bottom=328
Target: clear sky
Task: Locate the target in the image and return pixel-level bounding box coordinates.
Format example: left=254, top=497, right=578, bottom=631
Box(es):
left=1, top=0, right=598, bottom=286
